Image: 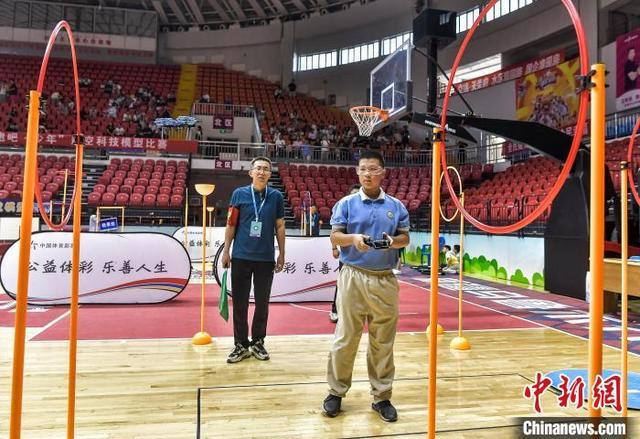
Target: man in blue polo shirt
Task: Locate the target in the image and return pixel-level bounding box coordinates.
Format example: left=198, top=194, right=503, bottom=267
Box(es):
left=222, top=156, right=285, bottom=363
left=322, top=149, right=410, bottom=422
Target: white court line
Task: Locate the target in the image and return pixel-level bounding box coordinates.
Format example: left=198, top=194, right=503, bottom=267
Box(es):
left=401, top=279, right=640, bottom=358
left=28, top=309, right=72, bottom=341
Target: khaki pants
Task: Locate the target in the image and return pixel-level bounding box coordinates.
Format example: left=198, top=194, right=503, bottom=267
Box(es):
left=327, top=264, right=399, bottom=403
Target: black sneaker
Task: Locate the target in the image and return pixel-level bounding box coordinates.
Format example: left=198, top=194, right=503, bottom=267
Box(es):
left=372, top=400, right=397, bottom=422
left=322, top=394, right=342, bottom=417
left=226, top=343, right=251, bottom=364
left=250, top=339, right=270, bottom=361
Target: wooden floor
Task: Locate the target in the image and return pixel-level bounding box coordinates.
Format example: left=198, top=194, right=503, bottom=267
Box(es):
left=1, top=327, right=639, bottom=438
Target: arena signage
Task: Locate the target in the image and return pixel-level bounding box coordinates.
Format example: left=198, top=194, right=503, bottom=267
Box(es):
left=0, top=232, right=191, bottom=305
left=0, top=132, right=197, bottom=153
left=442, top=51, right=564, bottom=96
left=172, top=226, right=226, bottom=262
left=214, top=236, right=339, bottom=302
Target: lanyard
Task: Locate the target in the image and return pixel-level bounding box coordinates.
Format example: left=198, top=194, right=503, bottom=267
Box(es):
left=250, top=185, right=268, bottom=221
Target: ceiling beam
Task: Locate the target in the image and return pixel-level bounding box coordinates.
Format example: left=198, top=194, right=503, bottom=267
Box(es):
left=269, top=0, right=288, bottom=15
left=315, top=0, right=328, bottom=5
left=225, top=0, right=247, bottom=21
left=184, top=0, right=206, bottom=23
left=205, top=0, right=232, bottom=22
left=151, top=0, right=169, bottom=24
left=290, top=0, right=307, bottom=12
left=247, top=0, right=267, bottom=17
left=166, top=0, right=189, bottom=24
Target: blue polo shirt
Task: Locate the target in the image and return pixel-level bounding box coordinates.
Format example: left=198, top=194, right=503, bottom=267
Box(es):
left=331, top=188, right=410, bottom=270
left=230, top=185, right=284, bottom=262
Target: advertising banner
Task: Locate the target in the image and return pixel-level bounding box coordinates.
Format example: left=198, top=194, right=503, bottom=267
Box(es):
left=515, top=58, right=580, bottom=130
left=172, top=226, right=226, bottom=262
left=0, top=232, right=191, bottom=305
left=616, top=28, right=640, bottom=111
left=214, top=236, right=340, bottom=302
left=0, top=132, right=197, bottom=153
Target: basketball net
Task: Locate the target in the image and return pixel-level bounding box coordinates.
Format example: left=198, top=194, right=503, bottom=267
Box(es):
left=349, top=106, right=388, bottom=137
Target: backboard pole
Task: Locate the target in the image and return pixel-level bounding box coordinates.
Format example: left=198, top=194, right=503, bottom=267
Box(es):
left=426, top=39, right=438, bottom=114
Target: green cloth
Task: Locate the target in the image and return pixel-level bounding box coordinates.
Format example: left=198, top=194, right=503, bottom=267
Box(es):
left=219, top=269, right=229, bottom=321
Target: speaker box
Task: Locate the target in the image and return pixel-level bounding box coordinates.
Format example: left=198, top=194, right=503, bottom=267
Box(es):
left=412, top=8, right=457, bottom=48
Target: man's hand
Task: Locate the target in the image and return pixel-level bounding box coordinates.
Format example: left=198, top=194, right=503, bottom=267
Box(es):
left=382, top=232, right=394, bottom=248
left=221, top=250, right=231, bottom=269
left=352, top=234, right=370, bottom=252
left=275, top=252, right=285, bottom=272
left=332, top=248, right=340, bottom=259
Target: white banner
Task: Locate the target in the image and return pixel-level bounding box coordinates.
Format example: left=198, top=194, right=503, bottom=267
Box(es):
left=214, top=236, right=338, bottom=302
left=0, top=232, right=191, bottom=305
left=173, top=226, right=226, bottom=262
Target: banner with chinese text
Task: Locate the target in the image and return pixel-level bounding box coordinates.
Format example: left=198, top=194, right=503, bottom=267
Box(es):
left=515, top=58, right=580, bottom=130
left=0, top=232, right=191, bottom=305
left=616, top=28, right=640, bottom=111
left=0, top=132, right=197, bottom=153
left=443, top=51, right=564, bottom=96
left=214, top=236, right=339, bottom=302
left=173, top=226, right=225, bottom=262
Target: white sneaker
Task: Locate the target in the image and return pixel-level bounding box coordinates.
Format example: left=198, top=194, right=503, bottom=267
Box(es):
left=392, top=269, right=401, bottom=275
left=329, top=311, right=338, bottom=323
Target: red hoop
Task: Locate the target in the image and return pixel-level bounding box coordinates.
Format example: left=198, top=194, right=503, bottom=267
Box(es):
left=627, top=117, right=640, bottom=206
left=439, top=0, right=590, bottom=235
left=32, top=21, right=83, bottom=231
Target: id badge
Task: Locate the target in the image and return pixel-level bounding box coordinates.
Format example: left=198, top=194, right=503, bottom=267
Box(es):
left=250, top=220, right=262, bottom=238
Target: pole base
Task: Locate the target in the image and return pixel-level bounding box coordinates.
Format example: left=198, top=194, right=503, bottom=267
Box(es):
left=192, top=331, right=212, bottom=345
left=427, top=324, right=444, bottom=335
left=450, top=336, right=471, bottom=351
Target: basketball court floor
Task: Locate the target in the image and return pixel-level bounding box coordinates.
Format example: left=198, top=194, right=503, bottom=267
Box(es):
left=1, top=268, right=638, bottom=438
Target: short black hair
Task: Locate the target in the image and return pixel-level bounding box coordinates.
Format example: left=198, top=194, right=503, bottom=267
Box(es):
left=454, top=245, right=460, bottom=252
left=358, top=149, right=385, bottom=167
left=443, top=245, right=451, bottom=251
left=250, top=156, right=272, bottom=168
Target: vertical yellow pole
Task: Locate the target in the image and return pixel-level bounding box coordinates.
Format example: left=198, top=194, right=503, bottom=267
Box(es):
left=200, top=194, right=207, bottom=333
left=9, top=90, right=41, bottom=439
left=61, top=169, right=68, bottom=219
left=458, top=193, right=464, bottom=338
left=66, top=142, right=83, bottom=439
left=120, top=207, right=125, bottom=233
left=620, top=161, right=629, bottom=417
left=588, top=64, right=606, bottom=419
left=428, top=128, right=443, bottom=439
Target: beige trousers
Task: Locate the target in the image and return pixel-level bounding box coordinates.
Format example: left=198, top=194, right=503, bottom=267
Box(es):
left=327, top=264, right=399, bottom=403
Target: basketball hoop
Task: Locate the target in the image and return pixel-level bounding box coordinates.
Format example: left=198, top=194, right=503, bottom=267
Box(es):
left=349, top=106, right=388, bottom=137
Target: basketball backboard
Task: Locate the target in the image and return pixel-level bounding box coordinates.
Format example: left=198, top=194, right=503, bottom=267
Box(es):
left=370, top=40, right=413, bottom=133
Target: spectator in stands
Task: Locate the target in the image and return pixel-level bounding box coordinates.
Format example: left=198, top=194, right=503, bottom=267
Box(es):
left=322, top=150, right=409, bottom=422
left=309, top=206, right=321, bottom=237
left=288, top=79, right=297, bottom=97
left=114, top=126, right=125, bottom=137
left=194, top=126, right=203, bottom=141
left=102, top=79, right=114, bottom=95
left=167, top=92, right=176, bottom=103
left=106, top=105, right=117, bottom=119
left=274, top=85, right=283, bottom=100
left=321, top=137, right=330, bottom=161
left=50, top=91, right=62, bottom=105
left=79, top=77, right=92, bottom=88
left=7, top=81, right=18, bottom=103
left=0, top=83, right=6, bottom=103
left=221, top=156, right=285, bottom=364
left=199, top=93, right=210, bottom=104
left=274, top=132, right=286, bottom=157
left=106, top=122, right=115, bottom=136
left=6, top=118, right=18, bottom=132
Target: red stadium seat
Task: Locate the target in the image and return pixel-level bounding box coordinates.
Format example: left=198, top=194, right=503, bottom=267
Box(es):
left=170, top=194, right=183, bottom=207
left=143, top=193, right=156, bottom=206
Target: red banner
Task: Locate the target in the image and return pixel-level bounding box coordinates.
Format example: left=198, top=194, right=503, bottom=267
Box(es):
left=0, top=132, right=197, bottom=153
left=443, top=51, right=565, bottom=96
